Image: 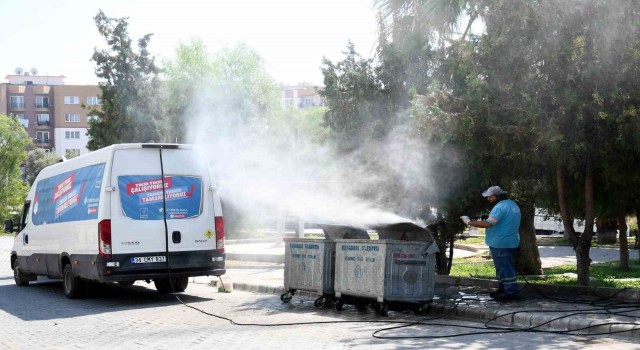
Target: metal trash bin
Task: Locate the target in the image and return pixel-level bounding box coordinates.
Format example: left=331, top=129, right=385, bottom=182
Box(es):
left=280, top=238, right=336, bottom=307
left=334, top=236, right=439, bottom=316
left=280, top=224, right=369, bottom=307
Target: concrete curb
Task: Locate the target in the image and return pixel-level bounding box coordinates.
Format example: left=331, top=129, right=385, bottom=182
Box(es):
left=228, top=276, right=640, bottom=340
left=226, top=253, right=284, bottom=263
left=436, top=275, right=640, bottom=301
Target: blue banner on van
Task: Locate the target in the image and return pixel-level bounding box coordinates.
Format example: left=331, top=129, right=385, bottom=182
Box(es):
left=32, top=163, right=105, bottom=225
left=118, top=175, right=202, bottom=220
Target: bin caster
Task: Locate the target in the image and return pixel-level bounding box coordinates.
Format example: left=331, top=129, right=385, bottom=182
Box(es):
left=379, top=303, right=389, bottom=317
left=314, top=296, right=327, bottom=308
left=280, top=292, right=293, bottom=303
left=335, top=298, right=344, bottom=311
left=415, top=303, right=430, bottom=315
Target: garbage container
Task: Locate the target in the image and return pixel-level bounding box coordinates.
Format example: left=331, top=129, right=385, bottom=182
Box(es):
left=334, top=236, right=439, bottom=316
left=280, top=238, right=336, bottom=307
left=280, top=224, right=369, bottom=307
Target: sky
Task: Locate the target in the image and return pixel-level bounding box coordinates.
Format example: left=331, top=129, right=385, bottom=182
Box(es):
left=0, top=0, right=380, bottom=85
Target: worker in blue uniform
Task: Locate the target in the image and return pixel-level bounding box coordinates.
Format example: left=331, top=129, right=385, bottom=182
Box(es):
left=461, top=186, right=521, bottom=301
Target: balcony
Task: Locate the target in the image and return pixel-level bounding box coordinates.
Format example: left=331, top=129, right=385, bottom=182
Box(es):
left=35, top=138, right=50, bottom=144
left=35, top=102, right=50, bottom=109
left=36, top=120, right=51, bottom=126
left=10, top=103, right=25, bottom=109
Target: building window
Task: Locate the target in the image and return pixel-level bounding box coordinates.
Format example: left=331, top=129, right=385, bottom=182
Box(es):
left=65, top=113, right=81, bottom=122
left=10, top=96, right=25, bottom=109
left=284, top=98, right=293, bottom=107
left=65, top=131, right=80, bottom=139
left=298, top=97, right=315, bottom=108
left=36, top=131, right=50, bottom=144
left=64, top=96, right=80, bottom=104
left=86, top=96, right=100, bottom=105
left=36, top=114, right=50, bottom=126
left=87, top=115, right=99, bottom=122
left=11, top=113, right=28, bottom=127
left=65, top=149, right=81, bottom=159
left=35, top=96, right=50, bottom=109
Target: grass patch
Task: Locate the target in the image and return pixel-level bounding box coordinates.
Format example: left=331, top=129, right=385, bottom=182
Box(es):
left=449, top=257, right=640, bottom=289
left=458, top=236, right=486, bottom=246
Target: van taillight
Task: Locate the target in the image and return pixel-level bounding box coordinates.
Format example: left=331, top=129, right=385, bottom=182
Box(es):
left=215, top=216, right=225, bottom=252
left=99, top=219, right=112, bottom=258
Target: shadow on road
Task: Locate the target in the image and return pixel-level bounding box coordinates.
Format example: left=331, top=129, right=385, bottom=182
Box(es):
left=0, top=279, right=215, bottom=321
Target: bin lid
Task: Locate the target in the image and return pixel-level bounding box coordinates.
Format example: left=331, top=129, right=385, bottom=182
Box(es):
left=370, top=222, right=435, bottom=242
left=316, top=224, right=370, bottom=239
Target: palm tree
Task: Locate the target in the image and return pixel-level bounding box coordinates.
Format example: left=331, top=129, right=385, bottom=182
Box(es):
left=372, top=0, right=486, bottom=43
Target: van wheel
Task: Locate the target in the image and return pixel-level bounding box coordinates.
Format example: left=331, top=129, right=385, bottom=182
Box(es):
left=63, top=264, right=86, bottom=299
left=172, top=277, right=188, bottom=292
left=154, top=278, right=173, bottom=293
left=117, top=281, right=135, bottom=287
left=13, top=262, right=30, bottom=287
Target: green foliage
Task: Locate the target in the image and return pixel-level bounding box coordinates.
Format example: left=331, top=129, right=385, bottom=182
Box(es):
left=87, top=10, right=162, bottom=150
left=160, top=39, right=281, bottom=143
left=320, top=41, right=408, bottom=152
left=25, top=148, right=60, bottom=185
left=0, top=115, right=30, bottom=223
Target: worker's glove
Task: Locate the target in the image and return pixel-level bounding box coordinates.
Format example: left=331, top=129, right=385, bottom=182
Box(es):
left=460, top=216, right=470, bottom=225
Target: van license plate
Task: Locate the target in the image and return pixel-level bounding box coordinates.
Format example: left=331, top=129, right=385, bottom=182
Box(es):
left=131, top=256, right=166, bottom=264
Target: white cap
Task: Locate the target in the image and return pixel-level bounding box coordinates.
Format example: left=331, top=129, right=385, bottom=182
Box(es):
left=482, top=186, right=507, bottom=197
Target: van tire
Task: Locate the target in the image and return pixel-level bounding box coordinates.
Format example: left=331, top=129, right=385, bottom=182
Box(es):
left=63, top=264, right=86, bottom=299
left=13, top=263, right=30, bottom=287
left=154, top=278, right=173, bottom=293
left=172, top=277, right=189, bottom=292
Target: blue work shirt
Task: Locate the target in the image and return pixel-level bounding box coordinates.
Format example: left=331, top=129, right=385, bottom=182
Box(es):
left=485, top=199, right=521, bottom=248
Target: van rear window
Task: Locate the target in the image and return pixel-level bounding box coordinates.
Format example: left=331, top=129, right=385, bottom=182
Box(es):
left=32, top=163, right=105, bottom=225
left=118, top=175, right=203, bottom=220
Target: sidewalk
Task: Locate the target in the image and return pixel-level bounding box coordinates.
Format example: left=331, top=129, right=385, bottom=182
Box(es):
left=220, top=240, right=640, bottom=341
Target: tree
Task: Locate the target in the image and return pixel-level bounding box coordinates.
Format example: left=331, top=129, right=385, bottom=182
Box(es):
left=160, top=39, right=285, bottom=237
left=86, top=10, right=162, bottom=150
left=25, top=148, right=60, bottom=185
left=161, top=39, right=281, bottom=144
left=373, top=0, right=486, bottom=43
left=0, top=115, right=31, bottom=226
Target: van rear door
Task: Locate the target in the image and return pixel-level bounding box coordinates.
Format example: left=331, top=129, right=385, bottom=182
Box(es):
left=110, top=146, right=216, bottom=259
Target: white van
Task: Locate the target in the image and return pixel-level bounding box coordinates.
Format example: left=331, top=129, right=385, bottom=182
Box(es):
left=8, top=143, right=225, bottom=298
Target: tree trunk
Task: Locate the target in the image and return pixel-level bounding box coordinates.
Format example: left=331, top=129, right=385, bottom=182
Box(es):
left=577, top=157, right=596, bottom=286
left=433, top=225, right=449, bottom=275
left=515, top=200, right=542, bottom=275
left=556, top=166, right=577, bottom=242
left=596, top=216, right=618, bottom=244
left=618, top=211, right=629, bottom=270
left=447, top=235, right=455, bottom=274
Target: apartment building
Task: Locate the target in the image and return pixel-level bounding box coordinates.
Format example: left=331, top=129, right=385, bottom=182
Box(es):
left=53, top=85, right=100, bottom=158
left=281, top=84, right=324, bottom=109
left=2, top=71, right=100, bottom=158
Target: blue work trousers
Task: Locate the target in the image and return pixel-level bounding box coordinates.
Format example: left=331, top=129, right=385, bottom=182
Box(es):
left=489, top=247, right=519, bottom=295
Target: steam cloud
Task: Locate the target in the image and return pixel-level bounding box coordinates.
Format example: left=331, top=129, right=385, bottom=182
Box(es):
left=185, top=83, right=434, bottom=230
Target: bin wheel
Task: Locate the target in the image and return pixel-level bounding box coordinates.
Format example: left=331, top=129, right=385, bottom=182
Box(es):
left=335, top=298, right=344, bottom=311
left=280, top=292, right=293, bottom=303
left=379, top=303, right=389, bottom=317
left=314, top=296, right=327, bottom=308
left=415, top=304, right=426, bottom=315
left=371, top=302, right=381, bottom=312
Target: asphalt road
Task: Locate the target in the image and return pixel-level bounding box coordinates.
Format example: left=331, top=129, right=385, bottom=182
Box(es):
left=2, top=237, right=640, bottom=349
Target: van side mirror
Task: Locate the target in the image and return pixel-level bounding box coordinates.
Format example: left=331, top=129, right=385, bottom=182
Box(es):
left=4, top=219, right=14, bottom=233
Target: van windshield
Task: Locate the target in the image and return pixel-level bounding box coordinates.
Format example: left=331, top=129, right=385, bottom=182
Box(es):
left=118, top=175, right=203, bottom=220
